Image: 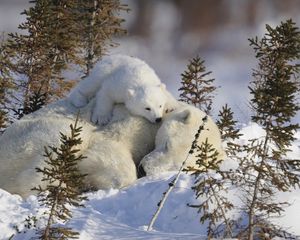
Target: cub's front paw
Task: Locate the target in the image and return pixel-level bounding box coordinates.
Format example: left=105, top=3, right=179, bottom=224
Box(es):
left=91, top=110, right=112, bottom=125
left=69, top=91, right=88, bottom=108
left=140, top=152, right=164, bottom=176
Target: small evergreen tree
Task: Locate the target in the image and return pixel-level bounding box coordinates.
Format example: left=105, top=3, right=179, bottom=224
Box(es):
left=13, top=91, right=47, bottom=119
left=239, top=19, right=300, bottom=240
left=2, top=0, right=129, bottom=121
left=76, top=0, right=129, bottom=77
left=179, top=56, right=217, bottom=114
left=185, top=138, right=234, bottom=239
left=32, top=115, right=87, bottom=239
left=5, top=0, right=80, bottom=118
left=216, top=104, right=242, bottom=141
left=0, top=110, right=6, bottom=133
left=0, top=35, right=15, bottom=132
left=216, top=104, right=243, bottom=173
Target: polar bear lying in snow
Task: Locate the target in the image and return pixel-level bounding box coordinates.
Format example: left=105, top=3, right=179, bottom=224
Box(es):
left=0, top=100, right=158, bottom=197
left=68, top=55, right=177, bottom=125
left=0, top=100, right=225, bottom=198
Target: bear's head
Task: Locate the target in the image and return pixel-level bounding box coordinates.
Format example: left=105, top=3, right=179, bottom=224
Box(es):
left=139, top=107, right=202, bottom=175
left=140, top=104, right=225, bottom=175
left=125, top=84, right=167, bottom=123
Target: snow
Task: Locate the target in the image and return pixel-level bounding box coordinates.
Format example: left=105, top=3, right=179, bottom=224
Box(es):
left=0, top=124, right=300, bottom=239
left=0, top=174, right=207, bottom=240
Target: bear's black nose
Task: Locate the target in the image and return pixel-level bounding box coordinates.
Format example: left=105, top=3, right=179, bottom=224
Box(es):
left=155, top=117, right=162, bottom=123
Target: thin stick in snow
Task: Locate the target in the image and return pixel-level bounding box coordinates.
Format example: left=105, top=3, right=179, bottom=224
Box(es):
left=147, top=116, right=208, bottom=231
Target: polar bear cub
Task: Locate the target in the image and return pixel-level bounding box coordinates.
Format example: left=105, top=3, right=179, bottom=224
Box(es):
left=69, top=55, right=175, bottom=125
left=141, top=102, right=226, bottom=175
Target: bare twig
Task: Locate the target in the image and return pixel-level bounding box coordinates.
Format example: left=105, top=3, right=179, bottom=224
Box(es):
left=147, top=116, right=208, bottom=231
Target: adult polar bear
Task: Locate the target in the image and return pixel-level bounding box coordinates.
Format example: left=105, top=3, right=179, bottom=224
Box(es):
left=69, top=54, right=177, bottom=125
left=0, top=100, right=159, bottom=198
left=0, top=100, right=225, bottom=198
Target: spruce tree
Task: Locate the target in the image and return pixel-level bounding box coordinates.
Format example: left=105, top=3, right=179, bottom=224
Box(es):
left=75, top=0, right=129, bottom=77
left=31, top=0, right=80, bottom=98
left=216, top=104, right=242, bottom=141
left=239, top=19, right=300, bottom=240
left=216, top=104, right=243, bottom=171
left=32, top=115, right=87, bottom=239
left=0, top=36, right=15, bottom=132
left=6, top=0, right=80, bottom=119
left=216, top=103, right=243, bottom=164
left=2, top=0, right=129, bottom=120
left=185, top=138, right=234, bottom=239
left=179, top=56, right=217, bottom=114
left=14, top=91, right=47, bottom=119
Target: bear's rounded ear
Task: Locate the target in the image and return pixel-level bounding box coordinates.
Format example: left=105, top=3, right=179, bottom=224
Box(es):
left=127, top=89, right=135, bottom=98
left=178, top=109, right=191, bottom=124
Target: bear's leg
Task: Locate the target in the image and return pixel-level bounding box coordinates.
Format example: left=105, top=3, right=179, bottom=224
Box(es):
left=69, top=89, right=88, bottom=107
left=91, top=89, right=114, bottom=125
left=163, top=88, right=180, bottom=113
left=140, top=150, right=173, bottom=176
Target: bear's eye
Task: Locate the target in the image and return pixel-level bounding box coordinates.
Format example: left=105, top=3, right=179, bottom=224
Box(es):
left=145, top=107, right=151, bottom=111
left=159, top=105, right=162, bottom=108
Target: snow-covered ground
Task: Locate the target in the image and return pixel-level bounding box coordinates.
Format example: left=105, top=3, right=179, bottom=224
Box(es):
left=1, top=123, right=300, bottom=240
left=0, top=2, right=300, bottom=239
left=0, top=173, right=206, bottom=240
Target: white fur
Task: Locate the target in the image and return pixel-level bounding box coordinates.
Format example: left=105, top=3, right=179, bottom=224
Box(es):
left=0, top=99, right=224, bottom=197
left=140, top=103, right=226, bottom=175
left=68, top=55, right=177, bottom=125
left=0, top=100, right=158, bottom=198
